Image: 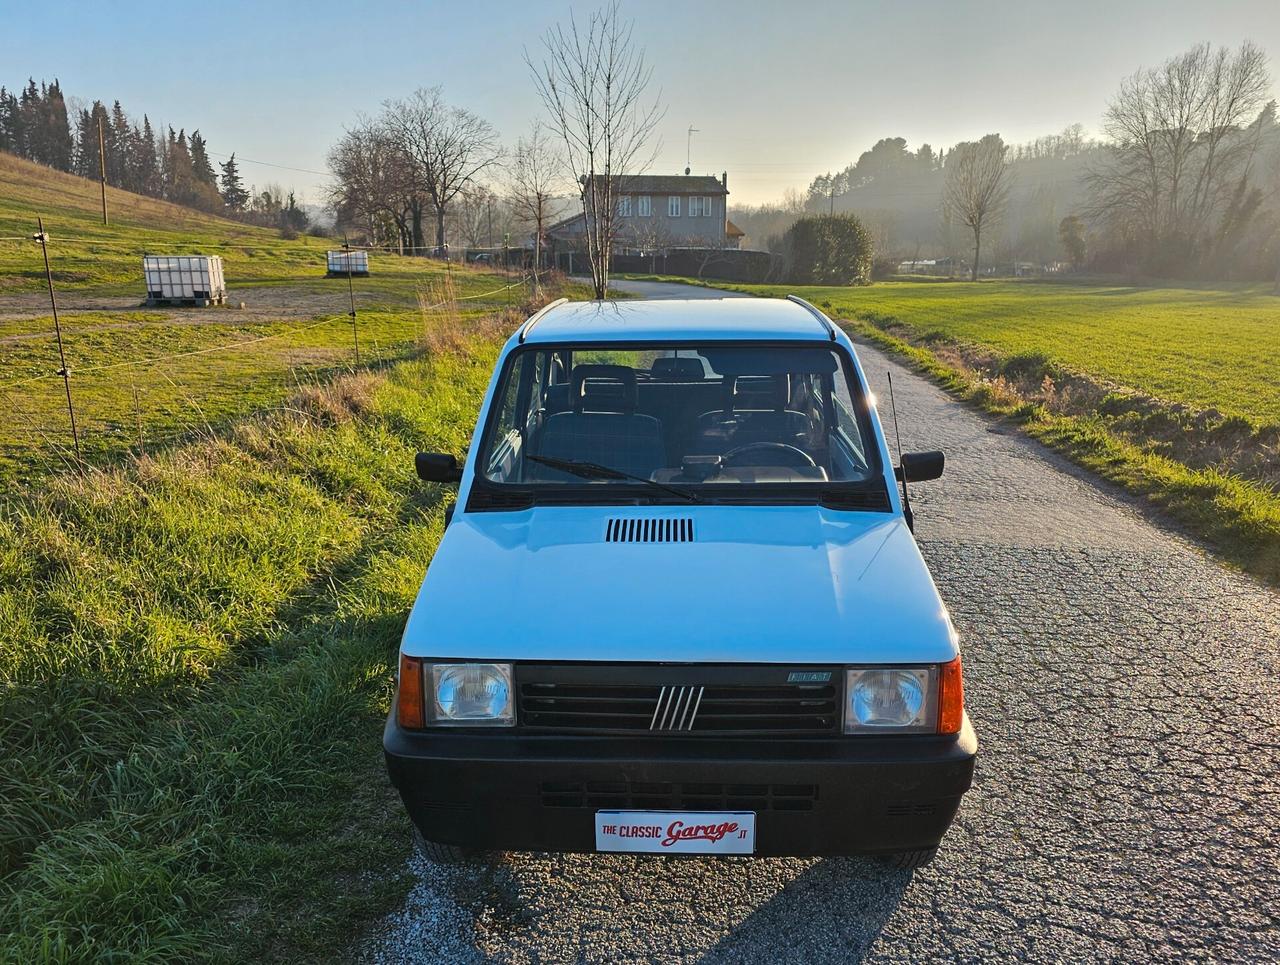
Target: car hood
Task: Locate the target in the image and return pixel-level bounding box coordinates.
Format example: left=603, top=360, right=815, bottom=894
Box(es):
left=402, top=506, right=957, bottom=664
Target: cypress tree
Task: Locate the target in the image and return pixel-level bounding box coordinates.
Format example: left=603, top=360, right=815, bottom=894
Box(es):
left=219, top=153, right=248, bottom=211
left=18, top=80, right=40, bottom=160
left=0, top=87, right=14, bottom=153
left=73, top=107, right=96, bottom=177
left=44, top=79, right=73, bottom=171
left=135, top=115, right=160, bottom=196
left=189, top=130, right=217, bottom=186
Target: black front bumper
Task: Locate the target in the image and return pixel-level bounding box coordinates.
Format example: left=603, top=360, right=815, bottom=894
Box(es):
left=384, top=716, right=977, bottom=857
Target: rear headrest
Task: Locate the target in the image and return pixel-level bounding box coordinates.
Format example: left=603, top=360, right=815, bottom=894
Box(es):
left=571, top=364, right=637, bottom=413
left=650, top=357, right=704, bottom=381
left=733, top=374, right=790, bottom=411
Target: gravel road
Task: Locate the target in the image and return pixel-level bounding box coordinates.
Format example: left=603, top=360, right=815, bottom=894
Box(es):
left=365, top=282, right=1280, bottom=963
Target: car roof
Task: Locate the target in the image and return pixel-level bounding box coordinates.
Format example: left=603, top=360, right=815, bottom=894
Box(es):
left=519, top=297, right=837, bottom=345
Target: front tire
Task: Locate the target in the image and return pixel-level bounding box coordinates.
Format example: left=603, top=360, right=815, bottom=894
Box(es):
left=412, top=826, right=473, bottom=864
left=880, top=847, right=938, bottom=870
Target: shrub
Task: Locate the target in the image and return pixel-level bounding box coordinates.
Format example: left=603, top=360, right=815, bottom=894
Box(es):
left=780, top=215, right=873, bottom=286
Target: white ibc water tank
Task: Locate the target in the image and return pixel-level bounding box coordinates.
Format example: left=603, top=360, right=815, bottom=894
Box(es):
left=142, top=255, right=226, bottom=303
left=327, top=250, right=369, bottom=274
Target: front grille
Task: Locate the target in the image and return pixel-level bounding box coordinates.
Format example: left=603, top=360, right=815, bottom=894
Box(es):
left=517, top=665, right=842, bottom=736
left=540, top=780, right=818, bottom=811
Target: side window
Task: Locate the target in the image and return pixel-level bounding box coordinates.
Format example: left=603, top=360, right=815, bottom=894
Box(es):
left=637, top=195, right=651, bottom=217
left=617, top=195, right=631, bottom=217
left=831, top=371, right=869, bottom=467
left=492, top=355, right=525, bottom=437
left=486, top=352, right=547, bottom=481
left=668, top=195, right=681, bottom=217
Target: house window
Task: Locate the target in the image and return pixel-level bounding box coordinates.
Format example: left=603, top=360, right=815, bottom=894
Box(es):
left=689, top=196, right=714, bottom=217
left=668, top=195, right=681, bottom=217
left=617, top=195, right=632, bottom=217
left=637, top=195, right=651, bottom=217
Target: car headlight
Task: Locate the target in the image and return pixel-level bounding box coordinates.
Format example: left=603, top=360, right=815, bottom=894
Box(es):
left=428, top=663, right=515, bottom=726
left=845, top=667, right=937, bottom=733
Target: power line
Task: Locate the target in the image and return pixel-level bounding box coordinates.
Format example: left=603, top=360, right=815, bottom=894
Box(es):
left=204, top=150, right=331, bottom=178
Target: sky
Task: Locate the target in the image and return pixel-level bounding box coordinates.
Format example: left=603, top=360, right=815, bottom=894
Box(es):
left=3, top=0, right=1279, bottom=208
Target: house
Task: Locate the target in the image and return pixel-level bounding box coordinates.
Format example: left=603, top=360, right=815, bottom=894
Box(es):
left=547, top=172, right=739, bottom=255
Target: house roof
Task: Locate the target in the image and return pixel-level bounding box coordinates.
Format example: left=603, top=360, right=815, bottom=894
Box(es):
left=725, top=219, right=745, bottom=237
left=546, top=212, right=585, bottom=235
left=588, top=174, right=728, bottom=195
left=518, top=297, right=833, bottom=345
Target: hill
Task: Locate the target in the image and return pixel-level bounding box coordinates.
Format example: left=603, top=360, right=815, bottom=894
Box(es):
left=0, top=151, right=327, bottom=293
left=0, top=151, right=546, bottom=483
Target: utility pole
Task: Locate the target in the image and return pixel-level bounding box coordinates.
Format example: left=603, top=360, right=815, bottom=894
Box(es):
left=97, top=117, right=109, bottom=226
left=487, top=198, right=494, bottom=250
left=35, top=218, right=82, bottom=466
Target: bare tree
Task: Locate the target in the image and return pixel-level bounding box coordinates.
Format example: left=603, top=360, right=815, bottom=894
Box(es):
left=528, top=2, right=664, bottom=299
left=943, top=134, right=1012, bottom=280
left=453, top=184, right=498, bottom=250
left=634, top=215, right=672, bottom=273
left=327, top=120, right=416, bottom=249
left=1085, top=42, right=1272, bottom=271
left=509, top=124, right=560, bottom=295
left=386, top=87, right=501, bottom=252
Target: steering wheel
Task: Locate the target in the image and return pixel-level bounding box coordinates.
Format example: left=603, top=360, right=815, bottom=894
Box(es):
left=721, top=442, right=817, bottom=469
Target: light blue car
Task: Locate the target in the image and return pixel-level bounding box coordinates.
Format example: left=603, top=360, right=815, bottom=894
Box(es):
left=385, top=296, right=976, bottom=867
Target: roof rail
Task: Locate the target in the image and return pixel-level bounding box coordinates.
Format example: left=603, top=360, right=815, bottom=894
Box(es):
left=518, top=297, right=569, bottom=343
left=785, top=295, right=838, bottom=341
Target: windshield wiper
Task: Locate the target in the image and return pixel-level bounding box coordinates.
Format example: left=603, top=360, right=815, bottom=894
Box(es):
left=525, top=454, right=700, bottom=503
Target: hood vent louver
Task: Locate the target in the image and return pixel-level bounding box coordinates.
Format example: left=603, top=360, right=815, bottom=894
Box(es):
left=606, top=517, right=695, bottom=543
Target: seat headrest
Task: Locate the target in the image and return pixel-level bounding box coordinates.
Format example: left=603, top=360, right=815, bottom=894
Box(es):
left=571, top=364, right=638, bottom=413
left=650, top=357, right=704, bottom=381
left=733, top=374, right=790, bottom=411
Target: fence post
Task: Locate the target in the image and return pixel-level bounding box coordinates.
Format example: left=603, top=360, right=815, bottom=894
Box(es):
left=344, top=238, right=359, bottom=364
left=35, top=217, right=82, bottom=467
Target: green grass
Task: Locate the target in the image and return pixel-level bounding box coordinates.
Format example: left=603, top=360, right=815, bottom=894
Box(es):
left=0, top=151, right=540, bottom=484
left=0, top=152, right=331, bottom=294
left=0, top=153, right=603, bottom=959
left=719, top=279, right=1280, bottom=425
left=0, top=332, right=507, bottom=961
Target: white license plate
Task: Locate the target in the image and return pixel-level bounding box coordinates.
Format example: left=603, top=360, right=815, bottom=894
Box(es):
left=595, top=811, right=756, bottom=855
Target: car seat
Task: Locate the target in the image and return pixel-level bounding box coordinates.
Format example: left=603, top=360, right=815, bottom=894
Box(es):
left=535, top=364, right=667, bottom=479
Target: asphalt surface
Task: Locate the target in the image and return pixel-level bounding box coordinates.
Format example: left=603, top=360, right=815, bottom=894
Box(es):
left=365, top=281, right=1280, bottom=963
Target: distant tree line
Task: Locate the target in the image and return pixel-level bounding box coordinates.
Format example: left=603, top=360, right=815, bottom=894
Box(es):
left=731, top=42, right=1278, bottom=283
left=0, top=77, right=309, bottom=235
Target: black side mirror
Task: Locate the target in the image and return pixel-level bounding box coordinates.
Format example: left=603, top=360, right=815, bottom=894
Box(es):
left=896, top=450, right=945, bottom=483
left=415, top=452, right=462, bottom=484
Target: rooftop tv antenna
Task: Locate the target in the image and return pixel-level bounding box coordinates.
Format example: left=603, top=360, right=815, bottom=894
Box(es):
left=685, top=126, right=699, bottom=176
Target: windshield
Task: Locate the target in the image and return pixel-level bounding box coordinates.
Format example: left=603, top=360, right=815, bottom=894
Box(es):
left=477, top=343, right=881, bottom=497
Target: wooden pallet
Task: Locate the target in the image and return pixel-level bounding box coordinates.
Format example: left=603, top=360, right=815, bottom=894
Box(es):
left=144, top=295, right=226, bottom=307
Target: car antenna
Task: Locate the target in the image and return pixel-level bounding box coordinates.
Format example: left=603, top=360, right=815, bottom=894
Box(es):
left=886, top=370, right=914, bottom=531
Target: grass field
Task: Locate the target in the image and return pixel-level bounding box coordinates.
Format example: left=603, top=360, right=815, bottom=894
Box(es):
left=692, top=279, right=1280, bottom=426
left=0, top=152, right=334, bottom=293
left=0, top=156, right=586, bottom=958
left=0, top=152, right=544, bottom=484
left=0, top=336, right=505, bottom=960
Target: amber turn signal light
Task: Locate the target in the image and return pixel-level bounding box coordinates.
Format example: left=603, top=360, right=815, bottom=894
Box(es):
left=937, top=655, right=964, bottom=735
left=397, top=654, right=426, bottom=729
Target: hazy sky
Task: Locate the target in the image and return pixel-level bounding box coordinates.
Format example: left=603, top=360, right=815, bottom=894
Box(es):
left=3, top=0, right=1278, bottom=207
